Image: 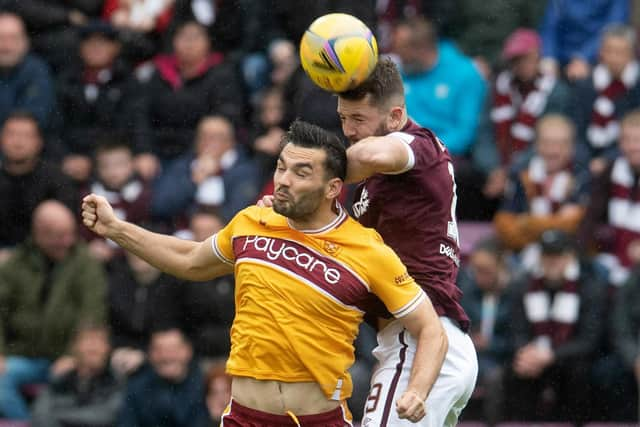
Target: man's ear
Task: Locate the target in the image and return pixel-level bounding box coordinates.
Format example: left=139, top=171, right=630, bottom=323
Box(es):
left=388, top=106, right=404, bottom=129
left=326, top=177, right=343, bottom=200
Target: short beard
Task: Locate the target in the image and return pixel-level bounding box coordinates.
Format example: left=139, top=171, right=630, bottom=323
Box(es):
left=273, top=186, right=325, bottom=221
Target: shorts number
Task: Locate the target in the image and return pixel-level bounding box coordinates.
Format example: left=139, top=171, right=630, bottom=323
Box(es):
left=365, top=383, right=383, bottom=413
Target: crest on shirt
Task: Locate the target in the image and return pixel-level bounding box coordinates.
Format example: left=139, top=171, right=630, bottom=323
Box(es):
left=324, top=241, right=341, bottom=255
left=353, top=187, right=370, bottom=218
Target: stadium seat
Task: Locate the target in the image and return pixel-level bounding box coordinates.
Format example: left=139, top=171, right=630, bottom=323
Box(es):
left=0, top=421, right=30, bottom=427
left=583, top=424, right=639, bottom=427
left=495, top=423, right=576, bottom=427
left=458, top=222, right=494, bottom=258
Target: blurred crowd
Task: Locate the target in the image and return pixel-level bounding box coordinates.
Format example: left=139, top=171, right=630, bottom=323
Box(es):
left=0, top=0, right=640, bottom=425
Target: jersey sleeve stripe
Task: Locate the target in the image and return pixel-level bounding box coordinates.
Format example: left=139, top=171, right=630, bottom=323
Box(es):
left=384, top=132, right=416, bottom=175
left=392, top=290, right=427, bottom=318
left=211, top=233, right=234, bottom=265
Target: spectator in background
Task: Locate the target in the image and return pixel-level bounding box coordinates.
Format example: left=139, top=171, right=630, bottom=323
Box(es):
left=152, top=115, right=260, bottom=223
left=578, top=110, right=640, bottom=287
left=539, top=0, right=628, bottom=81
left=57, top=21, right=142, bottom=183
left=391, top=16, right=486, bottom=159
left=178, top=210, right=234, bottom=359
left=0, top=200, right=107, bottom=420
left=473, top=29, right=572, bottom=220
left=459, top=237, right=515, bottom=425
left=504, top=230, right=606, bottom=423
left=104, top=0, right=174, bottom=34
left=611, top=265, right=640, bottom=420
left=0, top=12, right=54, bottom=132
left=108, top=251, right=184, bottom=377
left=31, top=323, right=123, bottom=427
left=0, top=112, right=76, bottom=260
left=135, top=20, right=244, bottom=179
left=445, top=0, right=545, bottom=74
left=205, top=360, right=232, bottom=426
left=0, top=0, right=102, bottom=71
left=494, top=115, right=589, bottom=257
left=572, top=25, right=640, bottom=176
left=118, top=328, right=210, bottom=427
left=81, top=139, right=152, bottom=263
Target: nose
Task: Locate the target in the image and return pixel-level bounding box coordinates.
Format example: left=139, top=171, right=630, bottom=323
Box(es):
left=274, top=169, right=291, bottom=187
left=342, top=121, right=356, bottom=140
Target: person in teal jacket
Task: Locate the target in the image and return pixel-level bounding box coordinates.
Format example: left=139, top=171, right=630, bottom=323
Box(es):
left=392, top=17, right=487, bottom=158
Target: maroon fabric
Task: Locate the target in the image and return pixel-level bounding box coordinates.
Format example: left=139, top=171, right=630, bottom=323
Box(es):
left=352, top=120, right=469, bottom=331
left=153, top=52, right=225, bottom=90
left=493, top=78, right=538, bottom=164
left=221, top=399, right=351, bottom=427
left=610, top=181, right=640, bottom=267
left=590, top=79, right=627, bottom=131
left=526, top=278, right=579, bottom=347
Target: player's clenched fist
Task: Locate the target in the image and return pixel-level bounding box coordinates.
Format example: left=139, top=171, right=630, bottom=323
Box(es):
left=82, top=194, right=117, bottom=237
left=396, top=390, right=426, bottom=423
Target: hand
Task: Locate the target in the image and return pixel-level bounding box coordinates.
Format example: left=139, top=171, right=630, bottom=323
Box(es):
left=396, top=390, right=426, bottom=423
left=111, top=348, right=145, bottom=376
left=482, top=167, right=507, bottom=199
left=0, top=355, right=5, bottom=375
left=257, top=194, right=274, bottom=208
left=191, top=155, right=220, bottom=184
left=255, top=127, right=285, bottom=156
left=565, top=58, right=590, bottom=81
left=82, top=194, right=119, bottom=238
left=88, top=239, right=115, bottom=262
left=68, top=9, right=87, bottom=26
left=62, top=155, right=92, bottom=182
left=134, top=153, right=160, bottom=181
left=0, top=248, right=13, bottom=265
left=589, top=157, right=608, bottom=176
left=627, top=239, right=640, bottom=265
left=50, top=355, right=76, bottom=378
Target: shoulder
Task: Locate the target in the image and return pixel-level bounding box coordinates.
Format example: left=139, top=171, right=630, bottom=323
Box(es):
left=21, top=54, right=52, bottom=76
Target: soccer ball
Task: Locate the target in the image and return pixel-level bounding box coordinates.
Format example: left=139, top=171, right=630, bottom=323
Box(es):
left=300, top=13, right=378, bottom=93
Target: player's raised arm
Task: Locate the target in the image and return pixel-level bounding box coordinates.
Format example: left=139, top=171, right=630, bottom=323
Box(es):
left=81, top=194, right=233, bottom=281
left=345, top=135, right=413, bottom=183
left=396, top=297, right=448, bottom=422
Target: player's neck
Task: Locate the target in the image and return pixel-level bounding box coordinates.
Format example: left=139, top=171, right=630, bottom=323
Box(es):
left=287, top=202, right=342, bottom=233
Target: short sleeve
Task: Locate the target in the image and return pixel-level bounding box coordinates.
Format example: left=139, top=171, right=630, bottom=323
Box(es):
left=210, top=214, right=242, bottom=265
left=367, top=241, right=426, bottom=318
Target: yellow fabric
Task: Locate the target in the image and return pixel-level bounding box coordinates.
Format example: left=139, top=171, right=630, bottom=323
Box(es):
left=212, top=206, right=424, bottom=401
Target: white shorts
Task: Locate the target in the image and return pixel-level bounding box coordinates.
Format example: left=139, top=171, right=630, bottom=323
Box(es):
left=361, top=317, right=478, bottom=427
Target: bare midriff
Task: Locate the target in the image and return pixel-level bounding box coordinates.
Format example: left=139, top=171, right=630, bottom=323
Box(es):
left=231, top=377, right=340, bottom=415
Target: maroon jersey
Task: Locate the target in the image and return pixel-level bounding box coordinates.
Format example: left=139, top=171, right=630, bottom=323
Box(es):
left=352, top=120, right=470, bottom=331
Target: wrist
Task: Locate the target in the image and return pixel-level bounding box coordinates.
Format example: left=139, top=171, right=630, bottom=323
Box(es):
left=404, top=388, right=427, bottom=402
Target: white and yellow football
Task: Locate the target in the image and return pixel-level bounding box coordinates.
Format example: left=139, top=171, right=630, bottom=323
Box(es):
left=300, top=13, right=378, bottom=93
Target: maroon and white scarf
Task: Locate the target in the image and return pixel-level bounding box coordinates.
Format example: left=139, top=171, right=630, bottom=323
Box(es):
left=607, top=157, right=640, bottom=269
left=527, top=156, right=573, bottom=215
left=491, top=70, right=556, bottom=164
left=587, top=61, right=640, bottom=149
left=524, top=261, right=580, bottom=348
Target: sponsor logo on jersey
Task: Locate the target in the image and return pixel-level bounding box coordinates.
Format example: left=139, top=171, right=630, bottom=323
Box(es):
left=394, top=271, right=411, bottom=284
left=353, top=187, right=370, bottom=218
left=439, top=243, right=460, bottom=267
left=242, top=236, right=341, bottom=284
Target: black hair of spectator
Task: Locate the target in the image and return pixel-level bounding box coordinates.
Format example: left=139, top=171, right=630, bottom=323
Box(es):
left=280, top=119, right=347, bottom=181
left=71, top=320, right=111, bottom=341
left=149, top=326, right=192, bottom=346
left=338, top=57, right=405, bottom=109
left=3, top=110, right=41, bottom=137
left=173, top=19, right=209, bottom=40
left=93, top=133, right=133, bottom=157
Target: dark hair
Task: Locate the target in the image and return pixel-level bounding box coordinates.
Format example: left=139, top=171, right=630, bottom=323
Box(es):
left=280, top=120, right=347, bottom=181
left=94, top=133, right=133, bottom=157
left=339, top=57, right=405, bottom=108
left=396, top=17, right=438, bottom=50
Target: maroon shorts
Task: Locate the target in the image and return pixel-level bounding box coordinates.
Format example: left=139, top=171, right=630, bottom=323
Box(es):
left=220, top=399, right=353, bottom=427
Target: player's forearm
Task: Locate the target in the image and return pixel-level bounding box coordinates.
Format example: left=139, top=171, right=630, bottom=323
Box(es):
left=406, top=320, right=448, bottom=400
left=107, top=219, right=201, bottom=279
left=346, top=136, right=408, bottom=183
